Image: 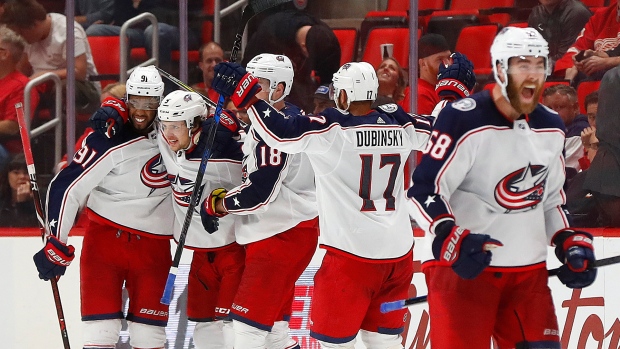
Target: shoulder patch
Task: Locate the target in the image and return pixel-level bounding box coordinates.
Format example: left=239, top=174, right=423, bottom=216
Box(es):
left=377, top=103, right=399, bottom=113
left=450, top=98, right=476, bottom=111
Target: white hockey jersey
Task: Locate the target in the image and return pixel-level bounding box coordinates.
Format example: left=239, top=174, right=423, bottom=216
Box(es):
left=223, top=103, right=318, bottom=245
left=46, top=128, right=173, bottom=242
left=247, top=100, right=432, bottom=261
left=158, top=124, right=243, bottom=251
left=408, top=90, right=571, bottom=269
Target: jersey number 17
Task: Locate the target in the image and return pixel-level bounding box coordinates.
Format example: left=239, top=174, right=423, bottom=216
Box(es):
left=359, top=154, right=400, bottom=212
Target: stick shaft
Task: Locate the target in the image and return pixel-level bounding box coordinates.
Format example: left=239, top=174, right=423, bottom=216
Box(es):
left=382, top=254, right=620, bottom=313
left=16, top=103, right=71, bottom=349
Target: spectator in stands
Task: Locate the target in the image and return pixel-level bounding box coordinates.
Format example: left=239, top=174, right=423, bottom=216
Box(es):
left=0, top=25, right=38, bottom=172
left=86, top=0, right=201, bottom=73
left=567, top=91, right=601, bottom=227
left=554, top=1, right=620, bottom=82
left=528, top=0, right=591, bottom=66
left=74, top=0, right=113, bottom=30
left=579, top=90, right=598, bottom=169
left=312, top=84, right=335, bottom=114
left=542, top=84, right=589, bottom=179
left=372, top=56, right=407, bottom=108
left=241, top=9, right=341, bottom=112
left=417, top=33, right=451, bottom=115
left=99, top=82, right=126, bottom=102
left=583, top=66, right=620, bottom=227
left=191, top=41, right=224, bottom=103
left=0, top=0, right=101, bottom=115
left=0, top=153, right=38, bottom=227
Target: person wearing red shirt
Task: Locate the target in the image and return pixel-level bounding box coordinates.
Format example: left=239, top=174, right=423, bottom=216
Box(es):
left=554, top=2, right=620, bottom=82
left=417, top=34, right=451, bottom=115
left=0, top=26, right=38, bottom=171
left=191, top=41, right=224, bottom=109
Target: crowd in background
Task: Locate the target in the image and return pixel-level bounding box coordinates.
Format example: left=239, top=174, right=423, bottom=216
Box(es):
left=0, top=0, right=619, bottom=229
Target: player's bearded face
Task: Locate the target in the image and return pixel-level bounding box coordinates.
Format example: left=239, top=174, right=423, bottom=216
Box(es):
left=505, top=56, right=546, bottom=115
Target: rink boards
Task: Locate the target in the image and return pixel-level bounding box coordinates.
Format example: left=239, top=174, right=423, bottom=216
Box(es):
left=1, top=227, right=619, bottom=349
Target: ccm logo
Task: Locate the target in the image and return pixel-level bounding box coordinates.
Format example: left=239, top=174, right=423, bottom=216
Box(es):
left=236, top=75, right=254, bottom=97
left=442, top=227, right=466, bottom=262
left=46, top=249, right=71, bottom=266
left=215, top=307, right=230, bottom=315
left=103, top=99, right=126, bottom=112
left=139, top=308, right=168, bottom=317
left=571, top=235, right=592, bottom=245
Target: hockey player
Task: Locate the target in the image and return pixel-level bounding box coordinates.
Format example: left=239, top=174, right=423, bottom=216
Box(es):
left=200, top=53, right=318, bottom=349
left=157, top=90, right=245, bottom=349
left=407, top=27, right=597, bottom=348
left=33, top=65, right=174, bottom=349
left=208, top=60, right=432, bottom=349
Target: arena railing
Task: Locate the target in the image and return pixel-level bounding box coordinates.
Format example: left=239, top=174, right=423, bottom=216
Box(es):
left=120, top=12, right=160, bottom=83
left=23, top=72, right=63, bottom=169
left=214, top=0, right=249, bottom=49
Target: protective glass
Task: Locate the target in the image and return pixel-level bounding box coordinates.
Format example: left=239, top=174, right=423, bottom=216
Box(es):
left=159, top=121, right=189, bottom=136
left=127, top=97, right=160, bottom=110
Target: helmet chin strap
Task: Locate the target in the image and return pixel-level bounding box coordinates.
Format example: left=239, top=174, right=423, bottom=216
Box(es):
left=268, top=89, right=285, bottom=105
left=494, top=65, right=510, bottom=101
left=334, top=89, right=350, bottom=114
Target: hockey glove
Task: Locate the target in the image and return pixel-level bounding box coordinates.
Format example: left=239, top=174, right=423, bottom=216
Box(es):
left=212, top=62, right=262, bottom=109
left=432, top=221, right=503, bottom=279
left=435, top=52, right=476, bottom=101
left=201, top=109, right=242, bottom=158
left=33, top=236, right=75, bottom=281
left=90, top=97, right=129, bottom=138
left=553, top=230, right=597, bottom=289
left=200, top=188, right=228, bottom=234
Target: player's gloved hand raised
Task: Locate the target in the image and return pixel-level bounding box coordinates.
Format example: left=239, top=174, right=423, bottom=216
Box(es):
left=211, top=62, right=262, bottom=109
left=201, top=109, right=242, bottom=158
left=553, top=230, right=597, bottom=288
left=432, top=220, right=503, bottom=279
left=200, top=188, right=228, bottom=234
left=435, top=52, right=477, bottom=101
left=90, top=97, right=129, bottom=139
left=33, top=236, right=76, bottom=281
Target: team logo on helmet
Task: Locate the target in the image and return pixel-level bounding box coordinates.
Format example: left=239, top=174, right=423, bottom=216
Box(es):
left=140, top=155, right=170, bottom=191
left=276, top=55, right=285, bottom=62
left=342, top=63, right=351, bottom=70
left=494, top=164, right=547, bottom=212
left=184, top=94, right=192, bottom=102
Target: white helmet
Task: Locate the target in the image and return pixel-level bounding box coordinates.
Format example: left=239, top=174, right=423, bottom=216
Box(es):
left=331, top=62, right=378, bottom=113
left=126, top=65, right=165, bottom=101
left=491, top=27, right=549, bottom=99
left=158, top=90, right=207, bottom=129
left=246, top=53, right=294, bottom=105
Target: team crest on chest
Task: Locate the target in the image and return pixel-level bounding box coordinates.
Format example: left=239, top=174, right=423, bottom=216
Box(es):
left=494, top=163, right=547, bottom=212
left=169, top=174, right=204, bottom=209
left=140, top=155, right=170, bottom=190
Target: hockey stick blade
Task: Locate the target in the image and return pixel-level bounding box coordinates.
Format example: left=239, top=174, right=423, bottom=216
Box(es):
left=16, top=103, right=71, bottom=348
left=380, top=254, right=620, bottom=313
left=160, top=0, right=291, bottom=305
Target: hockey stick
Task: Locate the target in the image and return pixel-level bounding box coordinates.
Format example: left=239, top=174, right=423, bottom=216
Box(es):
left=15, top=103, right=71, bottom=349
left=160, top=0, right=292, bottom=305
left=380, top=254, right=620, bottom=313
left=155, top=67, right=217, bottom=109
